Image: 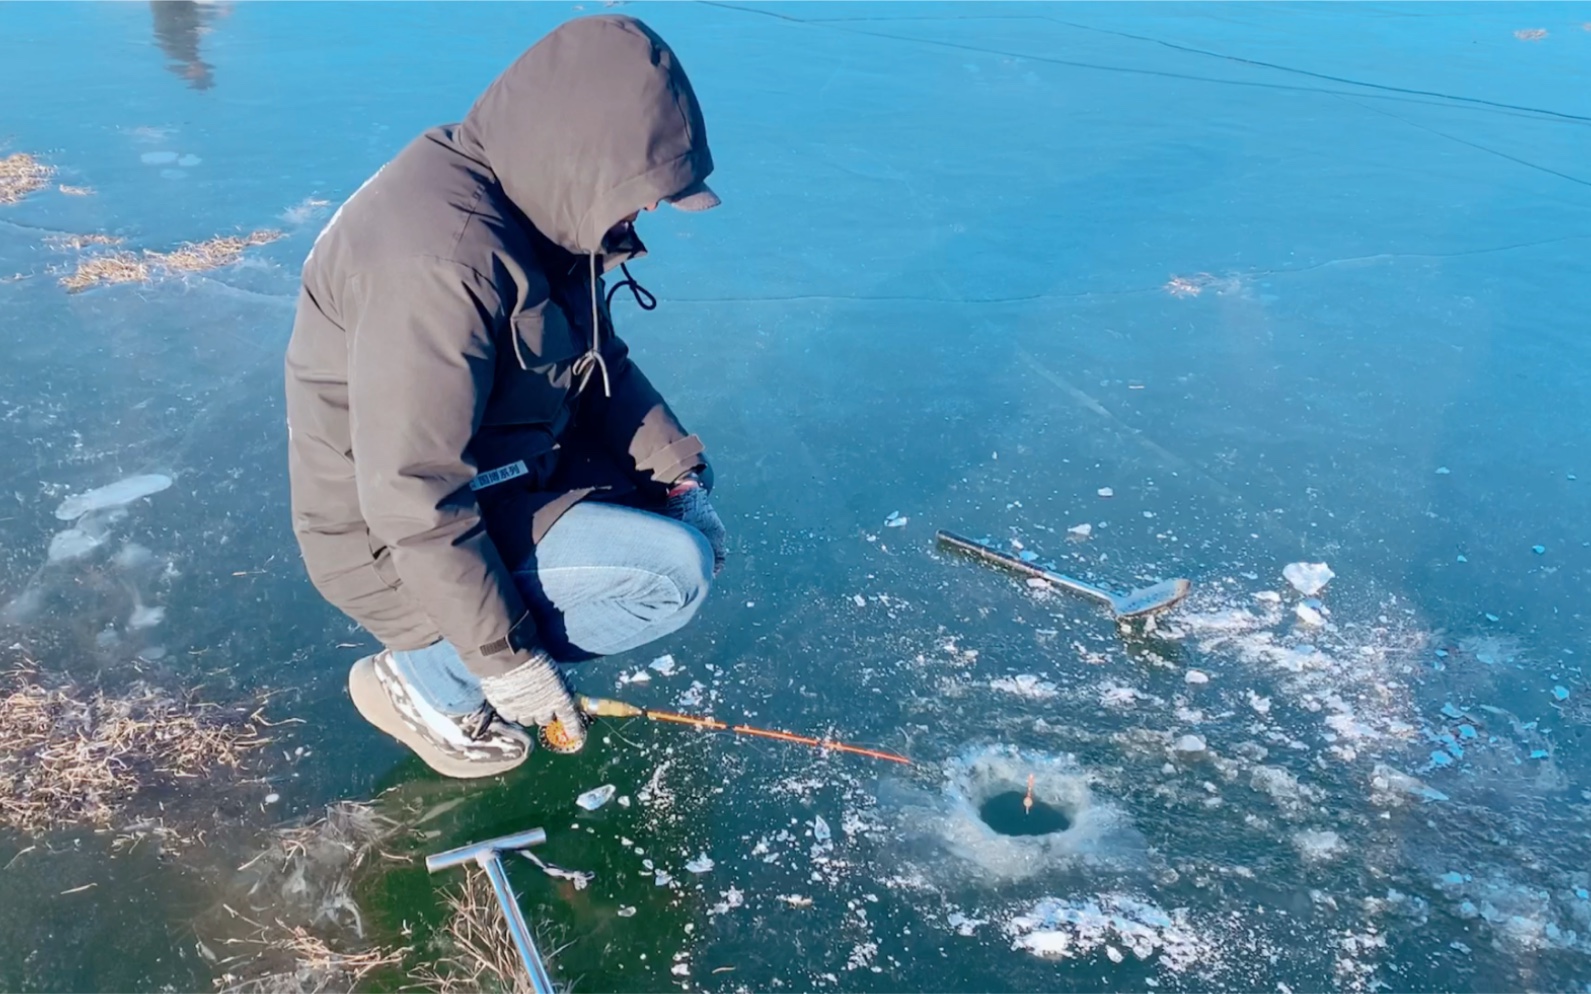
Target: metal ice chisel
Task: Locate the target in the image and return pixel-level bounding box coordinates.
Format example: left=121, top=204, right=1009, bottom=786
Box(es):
left=936, top=530, right=1191, bottom=618
left=426, top=828, right=556, bottom=994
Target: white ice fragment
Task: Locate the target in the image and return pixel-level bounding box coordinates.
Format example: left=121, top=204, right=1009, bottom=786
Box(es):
left=1282, top=562, right=1334, bottom=597
left=654, top=870, right=673, bottom=887
left=671, top=963, right=689, bottom=977
left=1172, top=734, right=1207, bottom=758
left=618, top=795, right=631, bottom=808
left=1254, top=590, right=1281, bottom=603
left=264, top=793, right=280, bottom=805
left=685, top=853, right=715, bottom=874
left=1025, top=578, right=1049, bottom=589
left=852, top=594, right=866, bottom=607
left=1183, top=669, right=1210, bottom=685
left=1248, top=691, right=1272, bottom=715
left=48, top=528, right=103, bottom=562
left=576, top=784, right=616, bottom=810
left=1100, top=685, right=1139, bottom=707
left=617, top=906, right=637, bottom=918
left=648, top=654, right=677, bottom=676
left=1293, top=829, right=1345, bottom=862
left=55, top=474, right=173, bottom=521
left=780, top=894, right=813, bottom=908
left=1105, top=945, right=1124, bottom=964
left=620, top=668, right=651, bottom=684
left=991, top=674, right=1058, bottom=699
left=1295, top=602, right=1325, bottom=626
left=946, top=912, right=988, bottom=936
left=1015, top=930, right=1073, bottom=959
left=128, top=603, right=165, bottom=630
left=812, top=815, right=832, bottom=844
left=1097, top=487, right=1114, bottom=498
left=885, top=513, right=908, bottom=528
left=1068, top=523, right=1092, bottom=539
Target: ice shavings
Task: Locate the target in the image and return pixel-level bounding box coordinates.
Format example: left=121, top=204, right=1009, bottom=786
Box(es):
left=1005, top=895, right=1203, bottom=971
left=878, top=745, right=1139, bottom=884
left=1165, top=590, right=1422, bottom=752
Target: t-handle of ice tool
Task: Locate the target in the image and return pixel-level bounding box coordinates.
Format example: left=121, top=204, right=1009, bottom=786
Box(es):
left=426, top=828, right=556, bottom=994
left=935, top=530, right=1116, bottom=608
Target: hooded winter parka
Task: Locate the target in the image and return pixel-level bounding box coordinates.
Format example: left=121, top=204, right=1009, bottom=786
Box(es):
left=285, top=16, right=713, bottom=679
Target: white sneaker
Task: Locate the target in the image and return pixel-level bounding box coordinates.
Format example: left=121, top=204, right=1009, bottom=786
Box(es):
left=348, top=650, right=531, bottom=779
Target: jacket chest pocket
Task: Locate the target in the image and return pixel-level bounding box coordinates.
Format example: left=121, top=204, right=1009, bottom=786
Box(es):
left=482, top=302, right=584, bottom=428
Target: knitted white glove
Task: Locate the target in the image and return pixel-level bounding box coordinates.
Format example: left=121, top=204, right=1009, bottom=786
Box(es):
left=479, top=650, right=586, bottom=754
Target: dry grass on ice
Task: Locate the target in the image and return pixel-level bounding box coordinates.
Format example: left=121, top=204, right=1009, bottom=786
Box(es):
left=413, top=867, right=563, bottom=994
left=0, top=665, right=270, bottom=836
left=59, top=230, right=284, bottom=292
left=0, top=152, right=54, bottom=204
left=213, top=804, right=559, bottom=993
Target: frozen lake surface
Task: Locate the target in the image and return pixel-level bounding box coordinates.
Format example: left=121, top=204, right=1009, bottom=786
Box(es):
left=1, top=2, right=1588, bottom=991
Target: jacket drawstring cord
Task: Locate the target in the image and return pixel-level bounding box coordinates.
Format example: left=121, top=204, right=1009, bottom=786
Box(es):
left=572, top=251, right=611, bottom=397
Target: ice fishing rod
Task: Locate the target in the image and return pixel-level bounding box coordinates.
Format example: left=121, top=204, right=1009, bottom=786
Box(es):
left=576, top=695, right=912, bottom=766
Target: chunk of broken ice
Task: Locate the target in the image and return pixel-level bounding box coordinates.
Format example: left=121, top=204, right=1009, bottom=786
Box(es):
left=1440, top=703, right=1464, bottom=719
left=685, top=854, right=715, bottom=874
left=812, top=815, right=832, bottom=844
left=576, top=784, right=616, bottom=810
left=1552, top=686, right=1570, bottom=701
left=55, top=473, right=173, bottom=521
left=991, top=674, right=1058, bottom=699
left=1435, top=467, right=1450, bottom=475
left=1184, top=669, right=1210, bottom=685
left=1097, top=487, right=1114, bottom=498
left=1068, top=523, right=1092, bottom=539
left=1295, top=602, right=1325, bottom=627
left=649, top=654, right=677, bottom=676
left=617, top=906, right=637, bottom=918
left=884, top=512, right=908, bottom=528
left=1282, top=562, right=1334, bottom=597
left=1172, top=734, right=1207, bottom=757
left=1532, top=545, right=1546, bottom=555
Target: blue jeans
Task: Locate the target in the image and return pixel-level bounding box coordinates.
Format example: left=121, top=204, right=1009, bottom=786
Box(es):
left=391, top=502, right=713, bottom=714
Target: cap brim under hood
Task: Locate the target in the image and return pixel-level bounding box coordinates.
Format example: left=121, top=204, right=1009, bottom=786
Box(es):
left=665, top=178, right=720, bottom=212
left=460, top=15, right=715, bottom=256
